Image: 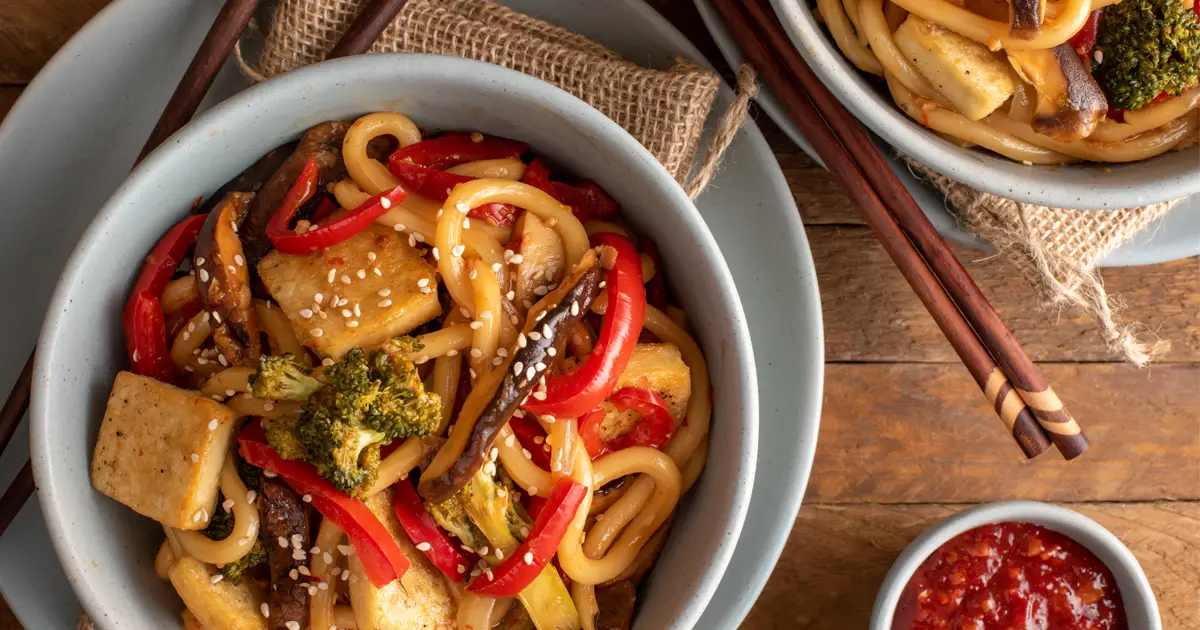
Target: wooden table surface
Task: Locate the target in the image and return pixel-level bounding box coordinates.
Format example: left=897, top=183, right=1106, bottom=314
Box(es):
left=1, top=1, right=1197, bottom=627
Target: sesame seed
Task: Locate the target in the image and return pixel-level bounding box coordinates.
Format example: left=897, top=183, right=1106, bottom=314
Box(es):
left=522, top=448, right=532, bottom=458
left=381, top=197, right=392, bottom=209
left=338, top=544, right=355, bottom=555
left=300, top=308, right=313, bottom=319
left=347, top=320, right=359, bottom=328
left=532, top=391, right=547, bottom=400
left=479, top=546, right=490, bottom=556
left=486, top=569, right=494, bottom=580
left=599, top=281, right=607, bottom=288
left=483, top=461, right=496, bottom=476
left=238, top=536, right=250, bottom=546
left=547, top=347, right=557, bottom=357
left=470, top=368, right=478, bottom=379
left=190, top=453, right=200, bottom=463
left=518, top=334, right=527, bottom=348
left=471, top=568, right=482, bottom=577
left=526, top=367, right=536, bottom=380
left=495, top=548, right=505, bottom=560
left=457, top=564, right=466, bottom=574
left=513, top=361, right=524, bottom=375
left=378, top=299, right=393, bottom=307
left=504, top=250, right=514, bottom=261
left=198, top=269, right=210, bottom=283
left=470, top=348, right=483, bottom=358
left=327, top=269, right=337, bottom=284
left=528, top=331, right=541, bottom=341
left=452, top=245, right=466, bottom=257
left=287, top=620, right=302, bottom=629
left=416, top=542, right=432, bottom=552
left=510, top=254, right=524, bottom=264
left=247, top=490, right=257, bottom=503
left=506, top=290, right=516, bottom=300
left=524, top=551, right=535, bottom=564
left=528, top=486, right=538, bottom=495
left=289, top=568, right=299, bottom=580
left=292, top=550, right=306, bottom=561
left=408, top=233, right=418, bottom=247
left=496, top=347, right=507, bottom=357
left=463, top=217, right=471, bottom=229
left=533, top=286, right=549, bottom=296
left=356, top=269, right=367, bottom=279
left=324, top=552, right=333, bottom=564
left=341, top=308, right=353, bottom=318
left=446, top=349, right=458, bottom=356
left=318, top=581, right=329, bottom=591
left=470, top=320, right=483, bottom=330
left=224, top=388, right=236, bottom=397
left=292, top=534, right=303, bottom=546
left=210, top=573, right=224, bottom=584
left=303, top=494, right=312, bottom=503
left=437, top=209, right=443, bottom=219
left=393, top=222, right=406, bottom=231
left=261, top=603, right=270, bottom=618
left=535, top=310, right=547, bottom=322
left=490, top=447, right=499, bottom=461
left=322, top=358, right=334, bottom=367
left=432, top=247, right=440, bottom=261
left=264, top=470, right=277, bottom=478
left=456, top=202, right=471, bottom=213
left=535, top=362, right=546, bottom=372
left=341, top=275, right=351, bottom=284
left=511, top=315, right=520, bottom=325
left=373, top=267, right=382, bottom=276
left=278, top=536, right=289, bottom=548
left=353, top=303, right=362, bottom=317
left=222, top=499, right=234, bottom=510
left=469, top=268, right=477, bottom=280
left=218, top=354, right=230, bottom=367
left=311, top=328, right=324, bottom=337
left=414, top=232, right=425, bottom=243
left=212, top=311, right=223, bottom=324
left=263, top=402, right=275, bottom=411
left=492, top=357, right=503, bottom=365
left=543, top=324, right=554, bottom=339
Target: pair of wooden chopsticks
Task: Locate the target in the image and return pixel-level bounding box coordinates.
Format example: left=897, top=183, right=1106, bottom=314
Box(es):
left=710, top=0, right=1089, bottom=460
left=0, top=0, right=409, bottom=538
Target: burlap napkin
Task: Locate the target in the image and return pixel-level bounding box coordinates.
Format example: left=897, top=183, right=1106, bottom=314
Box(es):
left=237, top=0, right=758, bottom=196
left=903, top=159, right=1178, bottom=366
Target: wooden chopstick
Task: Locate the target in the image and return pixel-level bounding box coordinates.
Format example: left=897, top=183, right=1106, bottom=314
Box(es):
left=735, top=0, right=1089, bottom=459
left=0, top=0, right=411, bottom=539
left=711, top=0, right=1078, bottom=458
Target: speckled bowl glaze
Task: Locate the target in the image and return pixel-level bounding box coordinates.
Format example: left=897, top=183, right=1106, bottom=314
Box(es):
left=871, top=501, right=1161, bottom=630
left=770, top=0, right=1200, bottom=211
left=30, top=54, right=757, bottom=630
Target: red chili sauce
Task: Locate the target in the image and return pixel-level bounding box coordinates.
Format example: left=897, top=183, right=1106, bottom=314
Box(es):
left=892, top=522, right=1126, bottom=630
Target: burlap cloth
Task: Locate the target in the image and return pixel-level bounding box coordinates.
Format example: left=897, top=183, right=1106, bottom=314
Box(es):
left=237, top=0, right=759, bottom=196
left=902, top=159, right=1177, bottom=366
left=238, top=0, right=1172, bottom=365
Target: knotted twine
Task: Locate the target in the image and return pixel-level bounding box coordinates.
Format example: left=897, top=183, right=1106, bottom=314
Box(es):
left=236, top=0, right=759, bottom=198
left=903, top=159, right=1176, bottom=366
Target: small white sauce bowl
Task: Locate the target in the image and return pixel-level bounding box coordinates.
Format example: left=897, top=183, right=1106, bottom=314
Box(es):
left=870, top=501, right=1161, bottom=630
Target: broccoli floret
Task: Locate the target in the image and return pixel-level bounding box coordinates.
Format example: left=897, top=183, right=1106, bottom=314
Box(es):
left=1093, top=0, right=1200, bottom=110
left=235, top=453, right=262, bottom=491
left=263, top=347, right=441, bottom=496
left=428, top=488, right=491, bottom=552
left=249, top=354, right=323, bottom=401
left=201, top=496, right=235, bottom=541
left=220, top=538, right=267, bottom=581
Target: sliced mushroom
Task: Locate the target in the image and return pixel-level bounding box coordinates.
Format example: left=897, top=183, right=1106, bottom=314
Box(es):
left=260, top=479, right=311, bottom=630
left=195, top=191, right=260, bottom=366
left=419, top=250, right=602, bottom=503
left=1007, top=44, right=1108, bottom=141
left=595, top=581, right=638, bottom=630
left=512, top=211, right=565, bottom=314
left=239, top=121, right=352, bottom=270
left=1009, top=0, right=1045, bottom=39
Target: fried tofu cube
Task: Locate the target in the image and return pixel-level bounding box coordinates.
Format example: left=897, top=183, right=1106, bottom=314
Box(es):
left=616, top=343, right=692, bottom=421
left=169, top=556, right=266, bottom=630
left=258, top=224, right=441, bottom=358
left=894, top=16, right=1015, bottom=120
left=348, top=492, right=456, bottom=629
left=90, top=372, right=238, bottom=529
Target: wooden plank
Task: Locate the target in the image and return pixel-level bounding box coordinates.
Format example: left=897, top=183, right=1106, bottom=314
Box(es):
left=814, top=226, right=1200, bottom=362
left=741, top=502, right=1200, bottom=630
left=0, top=0, right=110, bottom=84
left=809, top=363, right=1200, bottom=504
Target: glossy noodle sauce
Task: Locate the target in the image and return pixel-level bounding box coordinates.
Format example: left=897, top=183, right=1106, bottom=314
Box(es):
left=892, top=522, right=1126, bottom=630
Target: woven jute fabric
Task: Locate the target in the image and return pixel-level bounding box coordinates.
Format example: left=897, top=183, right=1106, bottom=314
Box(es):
left=247, top=0, right=722, bottom=183
left=905, top=159, right=1177, bottom=366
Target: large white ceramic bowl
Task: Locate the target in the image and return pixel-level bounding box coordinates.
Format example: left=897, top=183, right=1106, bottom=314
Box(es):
left=872, top=501, right=1161, bottom=630
left=770, top=0, right=1200, bottom=210
left=30, top=53, right=758, bottom=630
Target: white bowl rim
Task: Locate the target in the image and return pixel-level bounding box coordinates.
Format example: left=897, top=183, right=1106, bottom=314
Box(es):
left=870, top=500, right=1161, bottom=630
left=769, top=0, right=1200, bottom=211
left=30, top=52, right=758, bottom=629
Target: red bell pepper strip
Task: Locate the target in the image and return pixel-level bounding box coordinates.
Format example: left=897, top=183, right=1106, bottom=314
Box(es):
left=521, top=233, right=645, bottom=419
left=387, top=157, right=517, bottom=226
left=393, top=479, right=468, bottom=581
left=265, top=158, right=320, bottom=237
left=390, top=134, right=528, bottom=171
left=520, top=158, right=618, bottom=222
left=238, top=422, right=410, bottom=587
left=1069, top=9, right=1102, bottom=55
left=578, top=388, right=676, bottom=459
left=269, top=184, right=407, bottom=255
left=128, top=292, right=176, bottom=382
left=508, top=416, right=552, bottom=470
left=466, top=480, right=587, bottom=598
left=309, top=196, right=339, bottom=224
left=122, top=213, right=206, bottom=381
